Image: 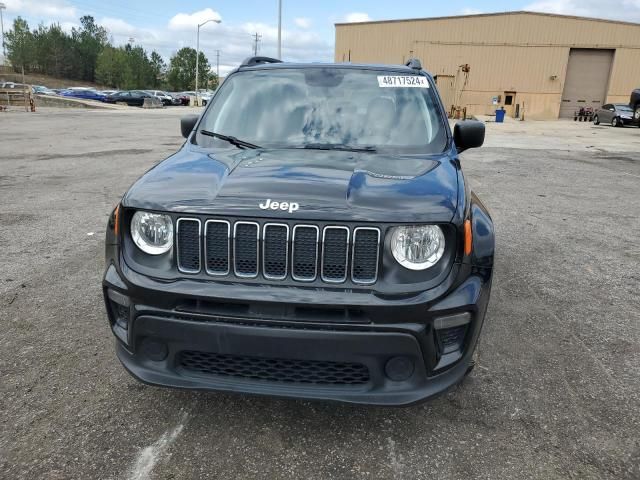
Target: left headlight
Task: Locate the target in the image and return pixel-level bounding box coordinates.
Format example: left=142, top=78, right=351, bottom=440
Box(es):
left=131, top=211, right=174, bottom=255
left=390, top=225, right=445, bottom=270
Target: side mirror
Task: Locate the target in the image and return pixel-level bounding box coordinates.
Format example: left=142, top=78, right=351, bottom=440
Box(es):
left=181, top=114, right=199, bottom=139
left=453, top=120, right=485, bottom=153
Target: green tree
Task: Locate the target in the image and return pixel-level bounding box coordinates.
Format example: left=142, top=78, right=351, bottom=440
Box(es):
left=167, top=47, right=212, bottom=91
left=32, top=23, right=74, bottom=78
left=4, top=14, right=164, bottom=89
left=149, top=51, right=166, bottom=88
left=5, top=17, right=34, bottom=72
left=95, top=45, right=127, bottom=88
left=71, top=16, right=108, bottom=82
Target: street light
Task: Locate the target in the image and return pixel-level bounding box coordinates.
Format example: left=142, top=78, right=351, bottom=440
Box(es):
left=196, top=18, right=221, bottom=106
left=0, top=2, right=6, bottom=65
left=277, top=0, right=282, bottom=59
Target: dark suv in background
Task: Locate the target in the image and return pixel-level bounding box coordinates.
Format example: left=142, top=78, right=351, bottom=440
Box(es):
left=103, top=57, right=494, bottom=405
left=631, top=88, right=640, bottom=124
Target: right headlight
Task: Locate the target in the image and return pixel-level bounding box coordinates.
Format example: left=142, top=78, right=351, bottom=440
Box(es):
left=390, top=225, right=445, bottom=270
left=131, top=211, right=174, bottom=255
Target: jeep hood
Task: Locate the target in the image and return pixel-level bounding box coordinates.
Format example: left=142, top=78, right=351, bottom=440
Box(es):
left=122, top=147, right=459, bottom=223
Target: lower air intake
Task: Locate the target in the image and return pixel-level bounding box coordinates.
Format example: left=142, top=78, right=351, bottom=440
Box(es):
left=178, top=350, right=370, bottom=385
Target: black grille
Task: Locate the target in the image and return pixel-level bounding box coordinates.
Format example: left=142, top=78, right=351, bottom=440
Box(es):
left=292, top=226, right=318, bottom=281
left=205, top=221, right=230, bottom=274
left=234, top=222, right=258, bottom=276
left=322, top=227, right=349, bottom=282
left=175, top=217, right=380, bottom=284
left=178, top=350, right=370, bottom=385
left=263, top=224, right=288, bottom=279
left=177, top=219, right=201, bottom=273
left=352, top=228, right=380, bottom=283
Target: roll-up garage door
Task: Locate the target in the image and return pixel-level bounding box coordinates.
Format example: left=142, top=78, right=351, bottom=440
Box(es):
left=559, top=49, right=614, bottom=118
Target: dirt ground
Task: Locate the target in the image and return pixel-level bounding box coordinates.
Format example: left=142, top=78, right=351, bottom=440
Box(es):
left=1, top=109, right=639, bottom=479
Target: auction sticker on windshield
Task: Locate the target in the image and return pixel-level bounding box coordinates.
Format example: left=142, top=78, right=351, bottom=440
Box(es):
left=377, top=76, right=429, bottom=88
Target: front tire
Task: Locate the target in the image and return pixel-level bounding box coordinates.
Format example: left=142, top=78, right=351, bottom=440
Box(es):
left=635, top=106, right=640, bottom=127
left=612, top=117, right=621, bottom=127
left=593, top=115, right=600, bottom=125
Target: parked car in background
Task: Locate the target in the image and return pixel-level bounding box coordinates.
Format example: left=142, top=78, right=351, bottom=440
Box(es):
left=104, top=90, right=156, bottom=107
left=59, top=88, right=107, bottom=102
left=101, top=90, right=119, bottom=96
left=197, top=90, right=214, bottom=106
left=0, top=82, right=28, bottom=89
left=146, top=90, right=178, bottom=106
left=630, top=88, right=640, bottom=124
left=168, top=92, right=190, bottom=106
left=178, top=90, right=212, bottom=106
left=593, top=103, right=635, bottom=127
left=179, top=91, right=197, bottom=105
left=32, top=85, right=58, bottom=95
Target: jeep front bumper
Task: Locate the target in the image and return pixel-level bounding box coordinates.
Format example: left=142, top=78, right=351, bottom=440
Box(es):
left=103, top=261, right=491, bottom=406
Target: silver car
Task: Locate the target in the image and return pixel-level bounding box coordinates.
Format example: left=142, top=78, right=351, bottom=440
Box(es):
left=593, top=104, right=634, bottom=127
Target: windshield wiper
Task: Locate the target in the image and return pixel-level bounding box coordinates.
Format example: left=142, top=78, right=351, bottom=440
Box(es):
left=199, top=130, right=260, bottom=149
left=300, top=143, right=377, bottom=153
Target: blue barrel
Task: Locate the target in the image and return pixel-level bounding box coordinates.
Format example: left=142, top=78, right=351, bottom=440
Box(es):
left=495, top=109, right=506, bottom=123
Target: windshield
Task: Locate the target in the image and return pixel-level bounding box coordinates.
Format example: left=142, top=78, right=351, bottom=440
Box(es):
left=616, top=105, right=632, bottom=112
left=196, top=68, right=447, bottom=153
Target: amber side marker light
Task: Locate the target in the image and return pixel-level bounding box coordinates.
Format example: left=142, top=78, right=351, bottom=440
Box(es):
left=464, top=219, right=472, bottom=256
left=114, top=204, right=121, bottom=236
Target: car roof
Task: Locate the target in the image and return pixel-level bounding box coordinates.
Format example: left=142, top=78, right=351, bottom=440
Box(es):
left=235, top=61, right=433, bottom=78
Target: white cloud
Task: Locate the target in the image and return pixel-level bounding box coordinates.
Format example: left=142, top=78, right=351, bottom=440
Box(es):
left=294, top=17, right=312, bottom=29
left=524, top=0, right=640, bottom=21
left=168, top=8, right=223, bottom=31
left=461, top=8, right=483, bottom=15
left=343, top=12, right=372, bottom=23
left=100, top=17, right=137, bottom=37
left=3, top=0, right=76, bottom=18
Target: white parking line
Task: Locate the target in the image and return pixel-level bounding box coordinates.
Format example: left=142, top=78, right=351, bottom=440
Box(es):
left=128, top=412, right=188, bottom=480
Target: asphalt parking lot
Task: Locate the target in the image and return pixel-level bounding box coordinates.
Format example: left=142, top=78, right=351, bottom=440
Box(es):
left=1, top=108, right=639, bottom=479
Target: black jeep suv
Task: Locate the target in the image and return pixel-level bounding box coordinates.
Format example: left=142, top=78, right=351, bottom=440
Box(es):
left=103, top=57, right=494, bottom=406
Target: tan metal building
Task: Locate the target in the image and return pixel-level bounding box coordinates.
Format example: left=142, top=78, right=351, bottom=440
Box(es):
left=334, top=11, right=640, bottom=119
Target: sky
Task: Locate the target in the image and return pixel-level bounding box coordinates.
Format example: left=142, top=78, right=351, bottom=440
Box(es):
left=2, top=0, right=640, bottom=77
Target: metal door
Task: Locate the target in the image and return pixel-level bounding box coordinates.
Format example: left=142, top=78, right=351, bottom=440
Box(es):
left=560, top=49, right=614, bottom=118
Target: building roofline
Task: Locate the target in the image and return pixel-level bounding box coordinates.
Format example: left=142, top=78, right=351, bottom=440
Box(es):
left=334, top=10, right=640, bottom=28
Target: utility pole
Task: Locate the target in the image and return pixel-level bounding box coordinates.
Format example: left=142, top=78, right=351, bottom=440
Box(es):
left=252, top=32, right=261, bottom=56
left=277, top=0, right=282, bottom=59
left=215, top=50, right=220, bottom=86
left=0, top=3, right=6, bottom=65
left=196, top=18, right=221, bottom=106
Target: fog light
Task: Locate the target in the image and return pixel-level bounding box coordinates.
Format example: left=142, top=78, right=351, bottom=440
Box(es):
left=140, top=338, right=168, bottom=362
left=385, top=356, right=415, bottom=381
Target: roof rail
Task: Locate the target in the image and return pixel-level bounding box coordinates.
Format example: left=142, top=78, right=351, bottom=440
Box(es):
left=405, top=58, right=422, bottom=71
left=240, top=56, right=283, bottom=67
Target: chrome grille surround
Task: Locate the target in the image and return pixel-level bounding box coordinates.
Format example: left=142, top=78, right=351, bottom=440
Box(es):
left=204, top=219, right=231, bottom=276
left=233, top=221, right=260, bottom=278
left=176, top=218, right=202, bottom=274
left=291, top=224, right=320, bottom=282
left=321, top=226, right=350, bottom=284
left=351, top=227, right=381, bottom=285
left=262, top=223, right=290, bottom=280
